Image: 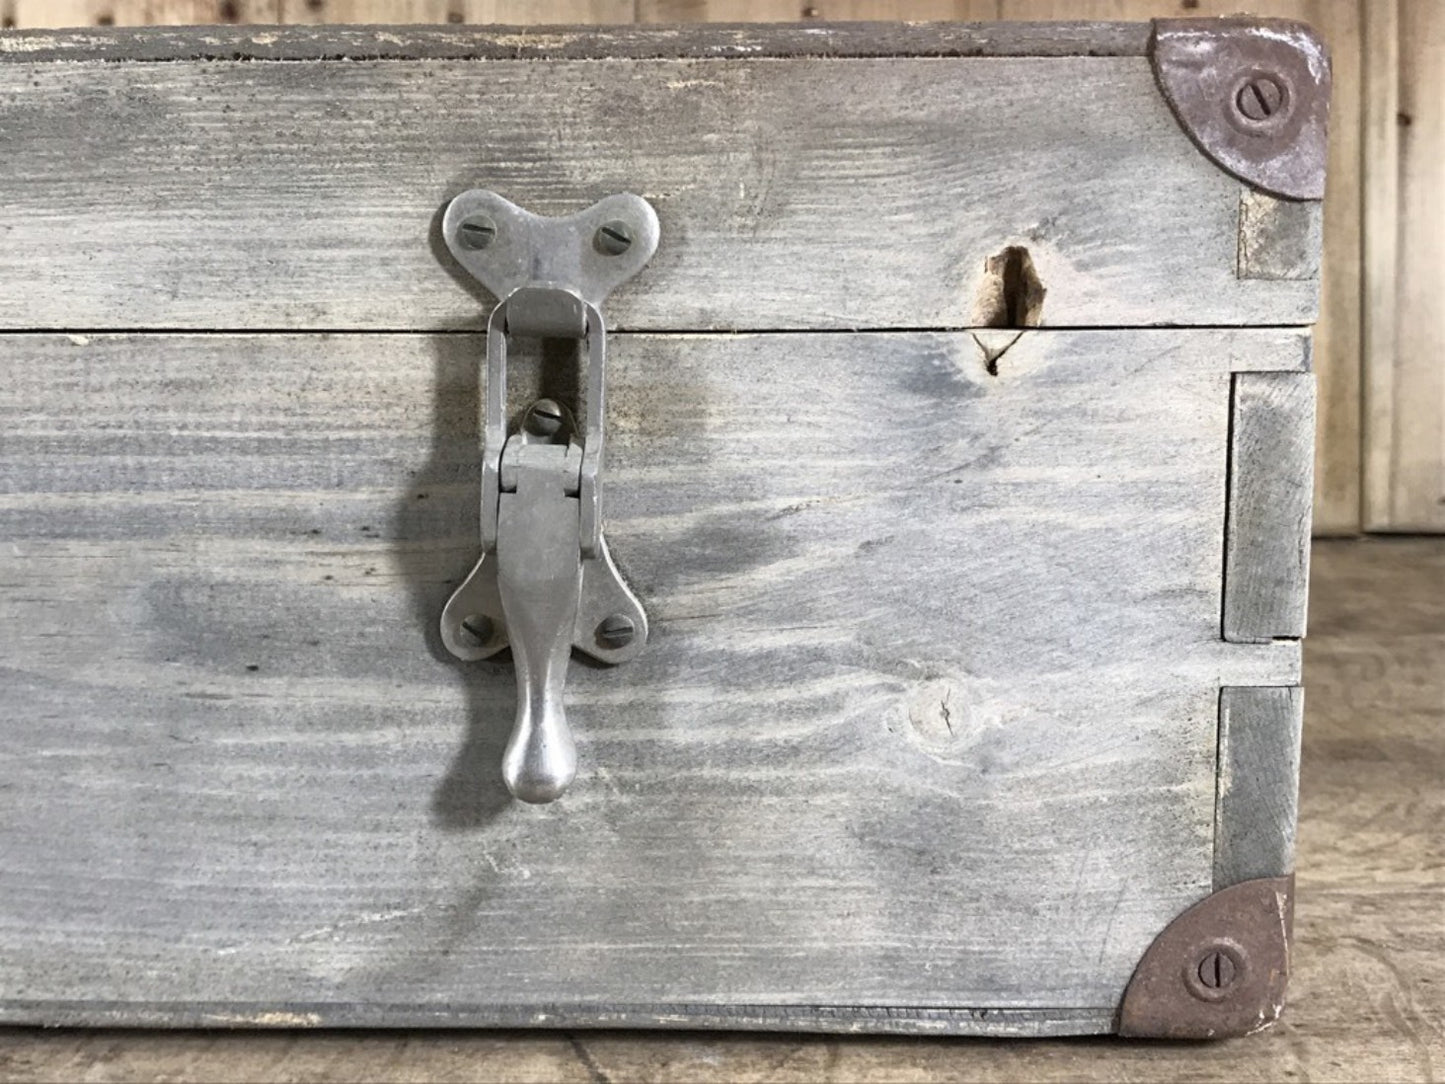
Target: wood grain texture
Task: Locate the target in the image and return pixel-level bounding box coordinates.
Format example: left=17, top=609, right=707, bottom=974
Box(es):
left=7, top=0, right=273, bottom=26
left=1362, top=0, right=1400, bottom=533
left=1225, top=371, right=1316, bottom=642
left=276, top=1, right=635, bottom=23
left=629, top=0, right=1367, bottom=535
left=0, top=0, right=1370, bottom=539
left=0, top=537, right=1439, bottom=1079
left=0, top=328, right=1300, bottom=1023
left=1215, top=686, right=1303, bottom=889
left=0, top=33, right=1313, bottom=332
left=1365, top=0, right=1445, bottom=531
left=0, top=20, right=1153, bottom=58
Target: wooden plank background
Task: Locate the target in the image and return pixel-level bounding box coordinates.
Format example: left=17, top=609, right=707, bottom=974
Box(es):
left=1363, top=0, right=1444, bottom=531
left=0, top=0, right=1435, bottom=536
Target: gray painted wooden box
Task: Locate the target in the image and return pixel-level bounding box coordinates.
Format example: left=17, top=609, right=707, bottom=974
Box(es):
left=0, top=18, right=1324, bottom=1039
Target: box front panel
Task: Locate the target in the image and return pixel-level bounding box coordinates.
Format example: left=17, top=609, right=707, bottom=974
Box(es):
left=0, top=330, right=1299, bottom=1018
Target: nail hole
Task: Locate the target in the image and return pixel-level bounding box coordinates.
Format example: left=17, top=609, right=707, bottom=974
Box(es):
left=219, top=0, right=240, bottom=21
left=973, top=245, right=1045, bottom=331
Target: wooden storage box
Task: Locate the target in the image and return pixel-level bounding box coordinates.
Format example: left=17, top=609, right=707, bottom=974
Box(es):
left=0, top=18, right=1325, bottom=1039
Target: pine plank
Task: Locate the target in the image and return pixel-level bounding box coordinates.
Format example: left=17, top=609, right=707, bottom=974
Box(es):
left=0, top=328, right=1300, bottom=1022
left=1365, top=0, right=1445, bottom=531
left=0, top=30, right=1312, bottom=331
left=0, top=536, right=1438, bottom=1079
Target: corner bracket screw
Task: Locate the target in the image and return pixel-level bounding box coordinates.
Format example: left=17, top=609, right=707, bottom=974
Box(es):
left=1234, top=75, right=1287, bottom=123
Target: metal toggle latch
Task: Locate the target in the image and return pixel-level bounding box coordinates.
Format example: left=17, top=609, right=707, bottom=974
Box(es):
left=438, top=191, right=658, bottom=804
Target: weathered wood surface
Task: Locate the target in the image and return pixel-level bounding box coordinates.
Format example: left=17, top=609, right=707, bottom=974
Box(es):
left=0, top=19, right=1151, bottom=59
left=1224, top=371, right=1316, bottom=642
left=1365, top=0, right=1445, bottom=531
left=1214, top=685, right=1303, bottom=889
left=0, top=328, right=1299, bottom=1022
left=0, top=34, right=1317, bottom=332
left=0, top=3, right=1362, bottom=537
left=0, top=537, right=1438, bottom=1078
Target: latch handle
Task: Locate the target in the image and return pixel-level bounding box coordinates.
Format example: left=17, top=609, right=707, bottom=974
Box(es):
left=438, top=191, right=657, bottom=804
left=495, top=439, right=584, bottom=803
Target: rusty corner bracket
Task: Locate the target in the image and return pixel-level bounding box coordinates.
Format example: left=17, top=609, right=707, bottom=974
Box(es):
left=1150, top=19, right=1330, bottom=201
left=1118, top=875, right=1294, bottom=1040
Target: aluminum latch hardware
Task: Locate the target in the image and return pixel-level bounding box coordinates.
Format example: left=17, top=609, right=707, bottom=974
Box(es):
left=438, top=191, right=658, bottom=804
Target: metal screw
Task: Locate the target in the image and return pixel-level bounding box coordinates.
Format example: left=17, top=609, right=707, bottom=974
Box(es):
left=457, top=614, right=493, bottom=647
left=597, top=614, right=635, bottom=648
left=525, top=399, right=564, bottom=438
left=1235, top=76, right=1285, bottom=122
left=458, top=213, right=497, bottom=250
left=1196, top=949, right=1238, bottom=991
left=595, top=221, right=633, bottom=256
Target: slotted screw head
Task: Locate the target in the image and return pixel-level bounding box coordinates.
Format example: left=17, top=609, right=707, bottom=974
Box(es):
left=457, top=613, right=494, bottom=647
left=595, top=221, right=633, bottom=256
left=1196, top=949, right=1238, bottom=990
left=1235, top=75, right=1286, bottom=122
left=597, top=613, right=636, bottom=648
left=525, top=399, right=565, bottom=438
left=458, top=213, right=498, bottom=250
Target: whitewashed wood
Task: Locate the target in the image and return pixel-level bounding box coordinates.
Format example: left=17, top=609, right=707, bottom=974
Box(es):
left=1215, top=686, right=1303, bottom=889
left=0, top=329, right=1300, bottom=1023
left=0, top=5, right=1360, bottom=537
left=1, top=539, right=1437, bottom=1084
left=1362, top=0, right=1402, bottom=533
left=0, top=20, right=1153, bottom=60
left=1225, top=372, right=1316, bottom=642
left=1365, top=0, right=1445, bottom=531
left=987, top=0, right=1364, bottom=535
left=0, top=1002, right=1116, bottom=1036
left=0, top=31, right=1316, bottom=332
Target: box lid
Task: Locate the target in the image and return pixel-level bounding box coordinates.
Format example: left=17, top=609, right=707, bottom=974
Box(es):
left=0, top=19, right=1328, bottom=332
